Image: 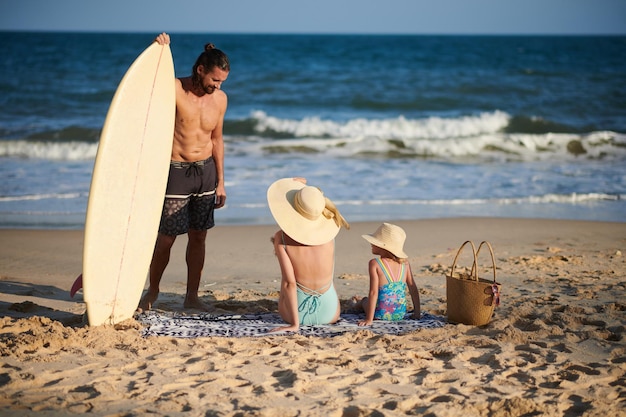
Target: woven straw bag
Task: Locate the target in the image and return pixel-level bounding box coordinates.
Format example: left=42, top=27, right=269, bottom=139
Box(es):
left=446, top=241, right=501, bottom=326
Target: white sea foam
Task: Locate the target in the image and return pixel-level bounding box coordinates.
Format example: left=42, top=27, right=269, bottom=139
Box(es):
left=334, top=193, right=623, bottom=207
left=252, top=110, right=510, bottom=140
left=0, top=140, right=98, bottom=160
left=0, top=192, right=84, bottom=202
left=241, top=111, right=626, bottom=161
left=2, top=112, right=625, bottom=162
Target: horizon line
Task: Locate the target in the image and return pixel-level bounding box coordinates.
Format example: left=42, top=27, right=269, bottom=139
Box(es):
left=2, top=29, right=625, bottom=36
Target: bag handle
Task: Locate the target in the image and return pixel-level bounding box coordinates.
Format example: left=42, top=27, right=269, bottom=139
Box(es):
left=476, top=241, right=497, bottom=284
left=450, top=240, right=478, bottom=281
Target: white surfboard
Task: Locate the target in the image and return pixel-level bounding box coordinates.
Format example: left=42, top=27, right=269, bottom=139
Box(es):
left=82, top=42, right=175, bottom=326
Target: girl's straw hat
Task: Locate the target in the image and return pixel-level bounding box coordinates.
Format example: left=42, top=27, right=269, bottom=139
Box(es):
left=267, top=178, right=349, bottom=245
left=362, top=223, right=408, bottom=259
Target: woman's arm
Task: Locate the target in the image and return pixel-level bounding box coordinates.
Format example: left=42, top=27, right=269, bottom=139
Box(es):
left=269, top=231, right=300, bottom=332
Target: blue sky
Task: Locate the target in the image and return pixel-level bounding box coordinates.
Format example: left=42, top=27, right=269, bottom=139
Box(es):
left=1, top=0, right=625, bottom=34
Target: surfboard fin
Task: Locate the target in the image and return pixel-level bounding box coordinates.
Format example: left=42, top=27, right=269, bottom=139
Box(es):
left=70, top=274, right=83, bottom=298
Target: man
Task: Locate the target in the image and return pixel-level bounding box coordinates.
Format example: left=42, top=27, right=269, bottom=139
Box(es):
left=138, top=32, right=230, bottom=312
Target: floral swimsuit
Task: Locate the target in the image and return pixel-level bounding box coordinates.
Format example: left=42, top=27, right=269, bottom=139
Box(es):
left=374, top=258, right=407, bottom=321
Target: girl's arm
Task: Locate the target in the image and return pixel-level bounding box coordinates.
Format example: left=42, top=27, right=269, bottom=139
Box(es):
left=358, top=259, right=380, bottom=326
left=405, top=262, right=421, bottom=318
left=270, top=232, right=300, bottom=332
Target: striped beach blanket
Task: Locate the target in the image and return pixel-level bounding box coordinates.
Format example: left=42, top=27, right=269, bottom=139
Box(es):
left=137, top=311, right=447, bottom=338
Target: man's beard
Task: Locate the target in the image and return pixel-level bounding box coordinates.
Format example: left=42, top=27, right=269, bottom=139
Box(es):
left=192, top=73, right=216, bottom=94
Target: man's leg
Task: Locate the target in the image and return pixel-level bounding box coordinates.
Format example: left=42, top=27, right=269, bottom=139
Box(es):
left=138, top=233, right=177, bottom=311
left=183, top=228, right=210, bottom=311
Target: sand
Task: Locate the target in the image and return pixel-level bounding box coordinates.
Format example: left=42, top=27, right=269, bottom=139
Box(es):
left=0, top=218, right=625, bottom=416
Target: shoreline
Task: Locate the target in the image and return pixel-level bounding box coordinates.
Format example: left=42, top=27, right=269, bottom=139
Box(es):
left=1, top=217, right=625, bottom=415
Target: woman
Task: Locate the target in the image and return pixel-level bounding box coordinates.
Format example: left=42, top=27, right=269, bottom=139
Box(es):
left=267, top=177, right=350, bottom=332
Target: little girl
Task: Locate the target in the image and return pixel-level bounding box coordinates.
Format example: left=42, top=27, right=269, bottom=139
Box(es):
left=356, top=223, right=421, bottom=326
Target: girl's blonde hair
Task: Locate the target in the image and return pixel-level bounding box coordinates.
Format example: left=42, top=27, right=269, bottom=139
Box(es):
left=376, top=246, right=407, bottom=264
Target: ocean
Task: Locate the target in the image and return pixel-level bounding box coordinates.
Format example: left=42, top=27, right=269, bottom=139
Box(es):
left=1, top=32, right=625, bottom=229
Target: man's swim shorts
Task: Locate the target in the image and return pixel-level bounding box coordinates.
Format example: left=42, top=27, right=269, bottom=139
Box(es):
left=158, top=157, right=217, bottom=236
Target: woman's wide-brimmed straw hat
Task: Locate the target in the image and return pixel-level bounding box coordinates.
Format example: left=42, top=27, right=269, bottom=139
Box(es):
left=267, top=178, right=348, bottom=245
left=362, top=223, right=408, bottom=259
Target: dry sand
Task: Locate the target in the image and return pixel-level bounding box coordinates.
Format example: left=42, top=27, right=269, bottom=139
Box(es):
left=0, top=218, right=625, bottom=416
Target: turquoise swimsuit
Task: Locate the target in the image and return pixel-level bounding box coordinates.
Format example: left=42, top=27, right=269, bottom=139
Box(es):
left=296, top=281, right=339, bottom=325
left=374, top=258, right=407, bottom=321
left=282, top=232, right=339, bottom=325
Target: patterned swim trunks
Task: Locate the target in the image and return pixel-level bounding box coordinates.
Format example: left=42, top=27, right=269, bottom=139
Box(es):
left=158, top=157, right=217, bottom=236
